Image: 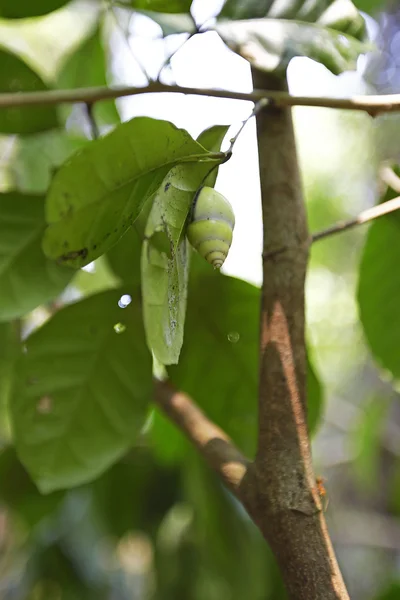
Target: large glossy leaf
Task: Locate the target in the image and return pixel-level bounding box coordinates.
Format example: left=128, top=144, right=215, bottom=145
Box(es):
left=11, top=288, right=153, bottom=493
left=0, top=193, right=73, bottom=322
left=0, top=49, right=58, bottom=134
left=168, top=261, right=323, bottom=456
left=0, top=0, right=69, bottom=18
left=141, top=125, right=229, bottom=365
left=56, top=25, right=119, bottom=127
left=357, top=208, right=400, bottom=380
left=125, top=0, right=192, bottom=13
left=43, top=117, right=220, bottom=269
left=216, top=0, right=368, bottom=76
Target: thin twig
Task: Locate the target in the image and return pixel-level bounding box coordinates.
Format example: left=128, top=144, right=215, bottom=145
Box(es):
left=312, top=195, right=400, bottom=243
left=154, top=379, right=249, bottom=496
left=1, top=82, right=400, bottom=114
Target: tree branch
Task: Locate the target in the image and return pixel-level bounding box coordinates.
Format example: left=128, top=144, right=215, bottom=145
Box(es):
left=242, top=69, right=349, bottom=600
left=312, top=195, right=400, bottom=243
left=1, top=82, right=400, bottom=115
left=153, top=379, right=249, bottom=497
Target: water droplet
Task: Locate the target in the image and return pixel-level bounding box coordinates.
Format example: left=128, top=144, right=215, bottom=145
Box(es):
left=114, top=322, right=126, bottom=334
left=227, top=331, right=240, bottom=343
left=118, top=294, right=132, bottom=308
left=37, top=396, right=53, bottom=414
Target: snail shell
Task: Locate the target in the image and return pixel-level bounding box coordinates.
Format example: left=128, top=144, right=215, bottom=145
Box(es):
left=186, top=186, right=235, bottom=269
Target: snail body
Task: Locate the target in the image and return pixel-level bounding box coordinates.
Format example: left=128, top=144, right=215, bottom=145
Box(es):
left=186, top=186, right=235, bottom=269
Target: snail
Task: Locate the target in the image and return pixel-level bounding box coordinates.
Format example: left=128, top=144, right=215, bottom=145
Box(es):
left=186, top=186, right=235, bottom=269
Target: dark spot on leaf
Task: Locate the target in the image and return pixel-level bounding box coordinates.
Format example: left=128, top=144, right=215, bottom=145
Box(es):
left=114, top=228, right=118, bottom=233
left=93, top=244, right=97, bottom=250
left=63, top=240, right=69, bottom=248
left=59, top=248, right=88, bottom=262
left=164, top=183, right=171, bottom=192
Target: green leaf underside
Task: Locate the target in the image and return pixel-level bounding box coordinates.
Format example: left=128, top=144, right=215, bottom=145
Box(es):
left=0, top=0, right=69, bottom=18
left=126, top=0, right=192, bottom=13
left=215, top=17, right=368, bottom=76
left=135, top=10, right=197, bottom=36
left=0, top=193, right=73, bottom=322
left=11, top=289, right=153, bottom=493
left=141, top=125, right=229, bottom=365
left=167, top=262, right=323, bottom=455
left=219, top=0, right=365, bottom=36
left=43, top=117, right=217, bottom=269
left=0, top=49, right=58, bottom=134
left=56, top=25, right=119, bottom=126
left=357, top=210, right=400, bottom=381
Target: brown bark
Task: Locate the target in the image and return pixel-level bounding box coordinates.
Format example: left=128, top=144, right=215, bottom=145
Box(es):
left=243, top=68, right=349, bottom=600
left=154, top=70, right=352, bottom=600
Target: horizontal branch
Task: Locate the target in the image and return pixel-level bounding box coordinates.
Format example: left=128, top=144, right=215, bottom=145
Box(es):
left=153, top=379, right=249, bottom=496
left=312, top=195, right=400, bottom=243
left=0, top=82, right=400, bottom=115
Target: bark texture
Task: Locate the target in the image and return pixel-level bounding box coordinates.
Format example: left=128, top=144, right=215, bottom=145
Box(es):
left=243, top=68, right=349, bottom=600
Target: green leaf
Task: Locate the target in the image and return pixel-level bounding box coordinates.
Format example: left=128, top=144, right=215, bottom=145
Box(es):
left=150, top=406, right=189, bottom=464
left=0, top=0, right=69, bottom=18
left=106, top=227, right=143, bottom=286
left=168, top=263, right=323, bottom=455
left=196, top=124, right=230, bottom=187
left=372, top=583, right=400, bottom=600
left=352, top=0, right=386, bottom=15
left=56, top=25, right=120, bottom=127
left=0, top=447, right=64, bottom=527
left=215, top=0, right=369, bottom=76
left=0, top=321, right=19, bottom=437
left=136, top=10, right=196, bottom=35
left=219, top=0, right=365, bottom=30
left=126, top=0, right=192, bottom=14
left=43, top=117, right=219, bottom=269
left=307, top=351, right=324, bottom=435
left=0, top=193, right=73, bottom=322
left=141, top=126, right=228, bottom=365
left=357, top=202, right=400, bottom=381
left=5, top=130, right=87, bottom=194
left=0, top=48, right=58, bottom=134
left=351, top=397, right=388, bottom=492
left=11, top=288, right=153, bottom=493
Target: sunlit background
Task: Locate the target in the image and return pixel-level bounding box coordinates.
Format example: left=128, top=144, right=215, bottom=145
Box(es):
left=1, top=0, right=400, bottom=598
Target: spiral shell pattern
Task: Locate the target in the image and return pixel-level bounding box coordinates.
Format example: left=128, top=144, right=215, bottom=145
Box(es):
left=187, top=186, right=235, bottom=269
